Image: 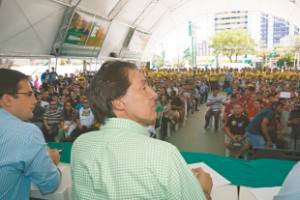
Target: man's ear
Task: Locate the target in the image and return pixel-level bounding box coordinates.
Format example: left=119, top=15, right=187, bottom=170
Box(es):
left=0, top=94, right=13, bottom=108
left=111, top=97, right=125, bottom=111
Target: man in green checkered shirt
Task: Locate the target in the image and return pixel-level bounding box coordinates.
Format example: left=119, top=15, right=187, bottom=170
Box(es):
left=71, top=61, right=212, bottom=200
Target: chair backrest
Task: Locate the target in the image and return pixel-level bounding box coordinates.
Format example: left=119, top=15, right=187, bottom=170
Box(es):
left=250, top=148, right=300, bottom=161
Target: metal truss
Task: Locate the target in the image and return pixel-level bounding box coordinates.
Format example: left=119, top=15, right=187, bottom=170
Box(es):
left=51, top=0, right=82, bottom=56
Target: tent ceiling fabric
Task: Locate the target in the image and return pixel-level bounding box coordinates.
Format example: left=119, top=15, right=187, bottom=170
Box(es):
left=76, top=0, right=119, bottom=19
left=99, top=20, right=131, bottom=58
left=0, top=0, right=65, bottom=55
left=0, top=0, right=300, bottom=58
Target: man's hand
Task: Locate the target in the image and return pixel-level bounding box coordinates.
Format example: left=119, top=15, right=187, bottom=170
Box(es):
left=48, top=149, right=60, bottom=165
left=192, top=167, right=213, bottom=196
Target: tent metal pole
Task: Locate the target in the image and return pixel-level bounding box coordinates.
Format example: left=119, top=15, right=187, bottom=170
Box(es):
left=55, top=57, right=58, bottom=72
left=47, top=0, right=72, bottom=7
left=107, top=0, right=129, bottom=20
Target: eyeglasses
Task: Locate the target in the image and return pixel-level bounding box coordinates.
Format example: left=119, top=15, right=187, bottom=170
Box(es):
left=14, top=91, right=35, bottom=97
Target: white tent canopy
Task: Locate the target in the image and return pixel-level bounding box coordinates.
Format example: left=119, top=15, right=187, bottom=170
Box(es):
left=0, top=0, right=300, bottom=60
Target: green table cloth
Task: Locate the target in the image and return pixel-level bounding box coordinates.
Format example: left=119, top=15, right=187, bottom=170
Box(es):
left=181, top=151, right=296, bottom=187
left=48, top=142, right=72, bottom=164
left=47, top=143, right=296, bottom=187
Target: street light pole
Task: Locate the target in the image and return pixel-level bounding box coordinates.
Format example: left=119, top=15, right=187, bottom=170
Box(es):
left=188, top=21, right=197, bottom=77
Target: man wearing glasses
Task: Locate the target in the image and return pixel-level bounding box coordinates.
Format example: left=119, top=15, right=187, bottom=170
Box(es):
left=0, top=69, right=61, bottom=200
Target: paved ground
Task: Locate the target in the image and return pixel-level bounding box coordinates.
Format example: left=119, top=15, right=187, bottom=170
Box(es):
left=165, top=103, right=300, bottom=155
left=166, top=104, right=226, bottom=156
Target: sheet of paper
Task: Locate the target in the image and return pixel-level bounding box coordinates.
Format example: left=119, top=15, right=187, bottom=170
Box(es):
left=279, top=92, right=291, bottom=99
left=58, top=164, right=67, bottom=172
left=247, top=186, right=281, bottom=200
left=188, top=162, right=231, bottom=187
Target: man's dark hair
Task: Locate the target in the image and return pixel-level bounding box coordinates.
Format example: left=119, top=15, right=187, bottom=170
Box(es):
left=86, top=61, right=137, bottom=124
left=0, top=68, right=28, bottom=98
left=109, top=52, right=118, bottom=58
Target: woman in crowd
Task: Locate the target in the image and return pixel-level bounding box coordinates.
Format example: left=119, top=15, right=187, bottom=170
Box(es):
left=55, top=101, right=78, bottom=142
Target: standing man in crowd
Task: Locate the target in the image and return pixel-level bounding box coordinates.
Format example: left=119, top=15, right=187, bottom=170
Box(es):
left=0, top=69, right=61, bottom=200
left=246, top=102, right=284, bottom=148
left=71, top=61, right=212, bottom=200
left=224, top=69, right=233, bottom=90
left=41, top=69, right=50, bottom=84
left=199, top=80, right=209, bottom=104
left=49, top=67, right=58, bottom=85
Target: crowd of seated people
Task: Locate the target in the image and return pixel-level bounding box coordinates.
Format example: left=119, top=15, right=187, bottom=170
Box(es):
left=30, top=69, right=99, bottom=142
left=4, top=64, right=300, bottom=200
left=147, top=71, right=210, bottom=139
left=201, top=68, right=300, bottom=158
left=147, top=68, right=300, bottom=158
left=30, top=67, right=300, bottom=158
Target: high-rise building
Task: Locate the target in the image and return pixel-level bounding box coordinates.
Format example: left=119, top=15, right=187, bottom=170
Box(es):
left=214, top=11, right=248, bottom=32
left=260, top=13, right=268, bottom=48
left=214, top=10, right=299, bottom=49
left=273, top=17, right=290, bottom=44
left=197, top=40, right=213, bottom=56
left=294, top=26, right=299, bottom=35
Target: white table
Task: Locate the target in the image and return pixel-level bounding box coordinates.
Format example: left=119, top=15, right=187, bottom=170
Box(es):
left=30, top=162, right=282, bottom=200
left=239, top=186, right=281, bottom=200
left=211, top=184, right=238, bottom=200
left=189, top=162, right=238, bottom=200
left=30, top=163, right=72, bottom=200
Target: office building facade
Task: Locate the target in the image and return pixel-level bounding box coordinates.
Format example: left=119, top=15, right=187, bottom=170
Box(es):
left=214, top=10, right=299, bottom=49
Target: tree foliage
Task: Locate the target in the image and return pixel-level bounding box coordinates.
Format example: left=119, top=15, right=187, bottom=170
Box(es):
left=152, top=51, right=165, bottom=69
left=277, top=53, right=295, bottom=68
left=294, top=35, right=300, bottom=52
left=210, top=29, right=256, bottom=62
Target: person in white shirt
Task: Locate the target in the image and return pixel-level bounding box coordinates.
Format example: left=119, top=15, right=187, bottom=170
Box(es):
left=205, top=87, right=225, bottom=131
left=69, top=97, right=96, bottom=140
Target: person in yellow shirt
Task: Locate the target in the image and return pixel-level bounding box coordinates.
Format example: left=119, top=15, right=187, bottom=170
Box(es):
left=209, top=71, right=218, bottom=89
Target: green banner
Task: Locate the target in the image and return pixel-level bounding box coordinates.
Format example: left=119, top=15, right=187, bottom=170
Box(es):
left=183, top=48, right=190, bottom=58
